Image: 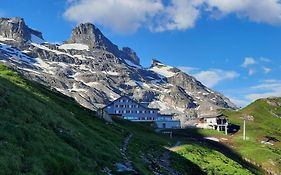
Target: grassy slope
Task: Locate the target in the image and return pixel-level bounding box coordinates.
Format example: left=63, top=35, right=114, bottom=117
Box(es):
left=0, top=64, right=205, bottom=175
left=171, top=99, right=281, bottom=174
left=223, top=99, right=281, bottom=173
left=0, top=64, right=262, bottom=175
left=172, top=144, right=253, bottom=175
left=0, top=64, right=126, bottom=174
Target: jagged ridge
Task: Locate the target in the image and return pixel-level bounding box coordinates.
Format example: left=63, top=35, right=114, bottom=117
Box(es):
left=0, top=17, right=236, bottom=127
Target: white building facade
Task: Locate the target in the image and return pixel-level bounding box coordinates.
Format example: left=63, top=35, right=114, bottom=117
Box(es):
left=196, top=114, right=228, bottom=134
left=101, top=96, right=181, bottom=129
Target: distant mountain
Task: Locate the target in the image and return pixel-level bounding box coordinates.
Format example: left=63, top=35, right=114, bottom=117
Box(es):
left=0, top=17, right=236, bottom=127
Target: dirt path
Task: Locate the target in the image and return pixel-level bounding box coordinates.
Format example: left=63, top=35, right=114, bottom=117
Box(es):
left=116, top=133, right=138, bottom=173
left=158, top=141, right=182, bottom=175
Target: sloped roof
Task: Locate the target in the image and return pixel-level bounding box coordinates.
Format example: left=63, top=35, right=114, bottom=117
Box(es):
left=101, top=96, right=160, bottom=111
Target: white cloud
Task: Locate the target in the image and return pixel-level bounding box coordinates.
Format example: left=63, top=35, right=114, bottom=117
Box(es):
left=206, top=0, right=281, bottom=25
left=263, top=67, right=272, bottom=74
left=260, top=57, right=271, bottom=62
left=64, top=0, right=201, bottom=33
left=64, top=0, right=163, bottom=33
left=228, top=97, right=250, bottom=107
left=245, top=80, right=281, bottom=101
left=151, top=0, right=202, bottom=32
left=64, top=0, right=281, bottom=33
left=177, top=66, right=198, bottom=73
left=193, top=69, right=239, bottom=88
left=241, top=57, right=256, bottom=68
left=248, top=68, right=256, bottom=76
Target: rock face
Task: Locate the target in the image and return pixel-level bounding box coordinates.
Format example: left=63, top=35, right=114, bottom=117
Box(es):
left=0, top=17, right=43, bottom=43
left=66, top=23, right=140, bottom=65
left=0, top=17, right=237, bottom=127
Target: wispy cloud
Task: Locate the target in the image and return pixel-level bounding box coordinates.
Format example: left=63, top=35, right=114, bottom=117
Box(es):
left=246, top=79, right=281, bottom=101
left=194, top=69, right=239, bottom=88
left=179, top=66, right=239, bottom=88
left=263, top=67, right=271, bottom=74
left=228, top=97, right=250, bottom=108
left=248, top=68, right=256, bottom=76
left=241, top=56, right=273, bottom=76
left=260, top=57, right=271, bottom=62
left=177, top=66, right=198, bottom=74
left=241, top=57, right=256, bottom=68
left=64, top=0, right=281, bottom=33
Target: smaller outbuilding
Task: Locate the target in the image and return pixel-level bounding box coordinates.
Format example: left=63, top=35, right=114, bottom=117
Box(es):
left=196, top=114, right=228, bottom=134
left=155, top=114, right=181, bottom=129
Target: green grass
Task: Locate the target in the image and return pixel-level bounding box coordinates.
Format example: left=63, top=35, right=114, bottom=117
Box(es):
left=0, top=64, right=127, bottom=174
left=172, top=144, right=253, bottom=175
left=221, top=98, right=281, bottom=172
left=222, top=99, right=281, bottom=173
left=172, top=98, right=281, bottom=174
left=0, top=64, right=263, bottom=175
left=0, top=64, right=206, bottom=175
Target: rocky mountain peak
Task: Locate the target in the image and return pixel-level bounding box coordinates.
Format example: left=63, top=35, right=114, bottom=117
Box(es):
left=151, top=59, right=163, bottom=67
left=67, top=23, right=119, bottom=52
left=0, top=17, right=237, bottom=127
left=0, top=17, right=44, bottom=43
left=67, top=23, right=141, bottom=65
left=121, top=47, right=140, bottom=65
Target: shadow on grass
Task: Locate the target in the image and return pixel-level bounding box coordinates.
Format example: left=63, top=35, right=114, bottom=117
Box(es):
left=167, top=128, right=264, bottom=175
left=228, top=124, right=240, bottom=134
left=113, top=118, right=206, bottom=175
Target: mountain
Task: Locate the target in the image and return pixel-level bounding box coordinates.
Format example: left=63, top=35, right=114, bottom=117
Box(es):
left=0, top=17, right=236, bottom=127
left=0, top=63, right=258, bottom=175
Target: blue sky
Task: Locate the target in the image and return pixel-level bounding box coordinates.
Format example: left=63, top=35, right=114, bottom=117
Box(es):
left=1, top=0, right=281, bottom=107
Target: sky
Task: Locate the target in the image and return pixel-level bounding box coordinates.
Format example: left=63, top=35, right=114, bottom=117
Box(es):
left=1, top=0, right=281, bottom=107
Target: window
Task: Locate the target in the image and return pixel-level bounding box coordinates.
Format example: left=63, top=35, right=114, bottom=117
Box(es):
left=116, top=110, right=119, bottom=114
left=115, top=105, right=118, bottom=108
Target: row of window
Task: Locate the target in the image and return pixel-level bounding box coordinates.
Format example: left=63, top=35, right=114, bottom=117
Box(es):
left=115, top=104, right=139, bottom=108
left=118, top=99, right=129, bottom=103
left=124, top=116, right=155, bottom=120
left=115, top=110, right=155, bottom=114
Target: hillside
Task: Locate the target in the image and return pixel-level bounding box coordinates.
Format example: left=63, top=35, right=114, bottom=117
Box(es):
left=223, top=99, right=281, bottom=174
left=170, top=98, right=281, bottom=174
left=0, top=64, right=258, bottom=175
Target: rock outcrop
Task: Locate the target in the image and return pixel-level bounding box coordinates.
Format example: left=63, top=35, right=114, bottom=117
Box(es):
left=0, top=17, right=43, bottom=43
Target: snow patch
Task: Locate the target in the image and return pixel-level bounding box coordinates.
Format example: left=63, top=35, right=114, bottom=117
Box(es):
left=59, top=43, right=89, bottom=51
left=31, top=43, right=74, bottom=58
left=150, top=65, right=176, bottom=78
left=0, top=35, right=15, bottom=41
left=102, top=71, right=119, bottom=76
